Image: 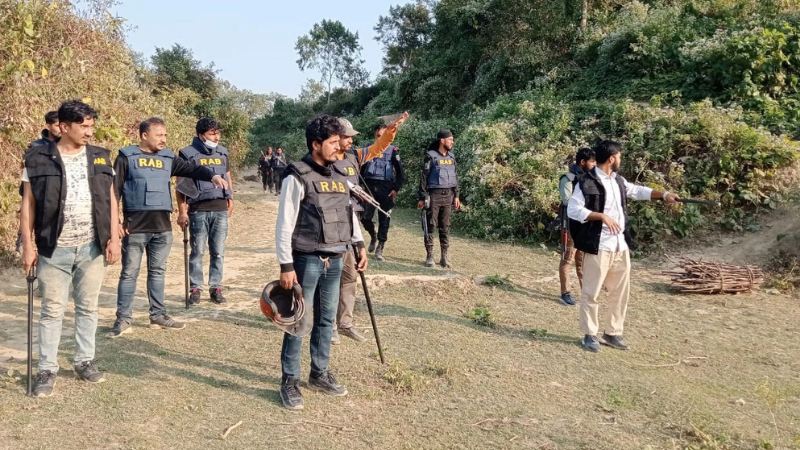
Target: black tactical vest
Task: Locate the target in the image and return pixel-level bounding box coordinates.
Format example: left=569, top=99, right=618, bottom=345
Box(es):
left=569, top=170, right=632, bottom=255
left=426, top=150, right=457, bottom=189
left=289, top=159, right=354, bottom=254
left=334, top=152, right=364, bottom=213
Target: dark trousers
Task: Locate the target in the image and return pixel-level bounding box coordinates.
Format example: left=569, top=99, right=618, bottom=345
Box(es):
left=271, top=169, right=283, bottom=193
left=261, top=170, right=273, bottom=191
left=425, top=188, right=454, bottom=248
left=361, top=180, right=394, bottom=243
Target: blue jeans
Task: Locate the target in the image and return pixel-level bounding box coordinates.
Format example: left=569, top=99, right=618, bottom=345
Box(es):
left=281, top=253, right=343, bottom=379
left=116, top=231, right=173, bottom=321
left=37, top=241, right=106, bottom=372
left=189, top=211, right=228, bottom=291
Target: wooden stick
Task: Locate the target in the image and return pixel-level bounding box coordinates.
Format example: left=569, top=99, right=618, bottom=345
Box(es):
left=221, top=420, right=243, bottom=440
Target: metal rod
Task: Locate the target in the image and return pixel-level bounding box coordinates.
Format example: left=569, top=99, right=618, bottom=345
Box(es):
left=183, top=224, right=190, bottom=309
left=26, top=266, right=37, bottom=396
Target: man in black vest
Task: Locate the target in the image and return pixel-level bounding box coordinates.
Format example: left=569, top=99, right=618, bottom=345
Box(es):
left=28, top=111, right=61, bottom=148
left=19, top=100, right=121, bottom=397
left=108, top=118, right=229, bottom=338
left=418, top=129, right=461, bottom=268
left=275, top=115, right=368, bottom=410
left=271, top=147, right=288, bottom=195
left=176, top=118, right=234, bottom=305
left=260, top=147, right=274, bottom=192
left=361, top=124, right=405, bottom=261
left=557, top=148, right=595, bottom=306
left=568, top=140, right=679, bottom=352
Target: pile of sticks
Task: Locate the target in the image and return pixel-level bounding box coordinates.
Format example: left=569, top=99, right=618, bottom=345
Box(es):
left=663, top=258, right=763, bottom=294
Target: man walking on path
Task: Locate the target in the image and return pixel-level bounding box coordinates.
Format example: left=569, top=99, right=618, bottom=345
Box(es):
left=108, top=118, right=229, bottom=338
left=567, top=140, right=679, bottom=353
left=332, top=113, right=408, bottom=345
left=418, top=129, right=460, bottom=268
left=361, top=124, right=405, bottom=261
left=176, top=118, right=234, bottom=306
left=558, top=147, right=595, bottom=306
left=260, top=147, right=274, bottom=192
left=19, top=100, right=121, bottom=397
left=271, top=147, right=288, bottom=195
left=274, top=115, right=368, bottom=410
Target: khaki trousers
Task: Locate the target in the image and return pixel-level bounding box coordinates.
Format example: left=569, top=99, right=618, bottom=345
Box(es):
left=579, top=250, right=630, bottom=337
left=336, top=250, right=358, bottom=330
left=559, top=234, right=584, bottom=294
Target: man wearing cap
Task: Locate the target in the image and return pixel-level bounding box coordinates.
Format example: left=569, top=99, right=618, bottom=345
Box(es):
left=418, top=129, right=460, bottom=268
left=332, top=112, right=408, bottom=345
left=274, top=114, right=368, bottom=410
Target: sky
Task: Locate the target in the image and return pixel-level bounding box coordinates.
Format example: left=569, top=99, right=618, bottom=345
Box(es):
left=111, top=0, right=399, bottom=98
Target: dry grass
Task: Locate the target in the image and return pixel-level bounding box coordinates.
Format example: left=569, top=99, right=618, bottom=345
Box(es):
left=1, top=174, right=799, bottom=450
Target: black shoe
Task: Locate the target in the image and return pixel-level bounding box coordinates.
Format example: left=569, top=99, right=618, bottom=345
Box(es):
left=425, top=246, right=435, bottom=267
left=308, top=371, right=348, bottom=397
left=189, top=288, right=201, bottom=305
left=280, top=377, right=304, bottom=410
left=32, top=370, right=57, bottom=397
left=582, top=334, right=601, bottom=353
left=149, top=315, right=186, bottom=330
left=368, top=237, right=376, bottom=253
left=375, top=241, right=385, bottom=261
left=210, top=287, right=227, bottom=304
left=107, top=319, right=132, bottom=338
left=600, top=334, right=629, bottom=350
left=74, top=360, right=106, bottom=383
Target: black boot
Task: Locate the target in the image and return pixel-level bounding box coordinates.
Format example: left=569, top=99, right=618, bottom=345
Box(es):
left=368, top=234, right=377, bottom=253
left=440, top=247, right=452, bottom=268
left=425, top=246, right=435, bottom=267
left=375, top=241, right=385, bottom=261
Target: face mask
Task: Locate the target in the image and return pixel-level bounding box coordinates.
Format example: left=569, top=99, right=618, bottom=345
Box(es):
left=204, top=139, right=218, bottom=149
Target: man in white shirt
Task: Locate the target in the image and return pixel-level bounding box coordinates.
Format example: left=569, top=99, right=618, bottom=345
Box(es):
left=567, top=140, right=679, bottom=352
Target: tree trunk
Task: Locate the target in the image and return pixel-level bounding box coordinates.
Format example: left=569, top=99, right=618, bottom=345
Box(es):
left=580, top=0, right=588, bottom=31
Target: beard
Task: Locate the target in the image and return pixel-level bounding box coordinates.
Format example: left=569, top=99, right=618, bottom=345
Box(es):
left=612, top=159, right=620, bottom=172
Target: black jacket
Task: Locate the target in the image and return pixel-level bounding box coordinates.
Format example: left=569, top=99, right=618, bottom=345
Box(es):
left=23, top=141, right=114, bottom=258
left=28, top=129, right=57, bottom=148
left=569, top=169, right=632, bottom=255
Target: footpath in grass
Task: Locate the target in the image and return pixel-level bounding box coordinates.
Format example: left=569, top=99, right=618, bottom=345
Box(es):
left=1, top=175, right=799, bottom=450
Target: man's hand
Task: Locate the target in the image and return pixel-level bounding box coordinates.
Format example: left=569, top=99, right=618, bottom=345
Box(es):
left=177, top=213, right=190, bottom=228
left=390, top=111, right=410, bottom=129
left=106, top=239, right=121, bottom=265
left=211, top=175, right=229, bottom=190
left=227, top=199, right=234, bottom=217
left=417, top=200, right=425, bottom=209
left=454, top=198, right=461, bottom=210
left=389, top=190, right=397, bottom=200
left=600, top=214, right=622, bottom=235
left=280, top=270, right=298, bottom=290
left=356, top=247, right=369, bottom=272
left=22, top=247, right=37, bottom=275
left=118, top=222, right=129, bottom=239
left=664, top=192, right=681, bottom=204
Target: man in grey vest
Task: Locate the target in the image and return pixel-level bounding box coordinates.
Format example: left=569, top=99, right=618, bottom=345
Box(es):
left=176, top=118, right=234, bottom=305
left=418, top=129, right=461, bottom=268
left=108, top=118, right=228, bottom=338
left=275, top=114, right=367, bottom=410
left=361, top=124, right=405, bottom=261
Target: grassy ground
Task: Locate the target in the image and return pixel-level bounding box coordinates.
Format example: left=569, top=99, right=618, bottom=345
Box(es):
left=1, top=174, right=799, bottom=450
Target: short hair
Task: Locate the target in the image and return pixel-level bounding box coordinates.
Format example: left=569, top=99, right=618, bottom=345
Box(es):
left=277, top=147, right=283, bottom=151
left=196, top=118, right=221, bottom=135
left=45, top=111, right=59, bottom=125
left=594, top=140, right=622, bottom=164
left=139, top=117, right=166, bottom=137
left=58, top=100, right=98, bottom=125
left=576, top=147, right=595, bottom=165
left=374, top=124, right=388, bottom=134
left=306, top=115, right=344, bottom=152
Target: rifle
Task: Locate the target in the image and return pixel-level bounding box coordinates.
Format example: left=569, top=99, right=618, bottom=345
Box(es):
left=421, top=195, right=431, bottom=244
left=560, top=204, right=569, bottom=263
left=347, top=181, right=391, bottom=217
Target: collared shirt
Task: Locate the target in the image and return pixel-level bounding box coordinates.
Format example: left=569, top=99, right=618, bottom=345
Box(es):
left=567, top=167, right=653, bottom=253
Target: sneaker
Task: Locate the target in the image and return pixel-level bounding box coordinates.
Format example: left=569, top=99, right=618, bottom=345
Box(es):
left=331, top=329, right=341, bottom=345
left=210, top=287, right=227, bottom=305
left=582, top=334, right=601, bottom=353
left=600, top=333, right=629, bottom=350
left=560, top=292, right=576, bottom=306
left=339, top=327, right=366, bottom=342
left=32, top=370, right=57, bottom=397
left=107, top=319, right=132, bottom=338
left=307, top=371, right=347, bottom=397
left=149, top=315, right=186, bottom=330
left=74, top=360, right=106, bottom=383
left=280, top=377, right=304, bottom=410
left=189, top=288, right=201, bottom=305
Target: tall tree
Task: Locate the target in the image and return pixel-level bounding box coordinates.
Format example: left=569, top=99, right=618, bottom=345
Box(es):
left=374, top=0, right=434, bottom=74
left=295, top=19, right=369, bottom=104
left=151, top=44, right=219, bottom=100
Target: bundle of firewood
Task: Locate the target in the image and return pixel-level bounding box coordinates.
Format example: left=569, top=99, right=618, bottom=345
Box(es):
left=663, top=258, right=763, bottom=294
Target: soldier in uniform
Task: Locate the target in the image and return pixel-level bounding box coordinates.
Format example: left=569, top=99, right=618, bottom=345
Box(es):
left=176, top=118, right=234, bottom=305
left=360, top=124, right=405, bottom=261
left=260, top=147, right=274, bottom=192
left=274, top=115, right=368, bottom=410
left=108, top=118, right=228, bottom=338
left=271, top=147, right=288, bottom=195
left=418, top=129, right=460, bottom=268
